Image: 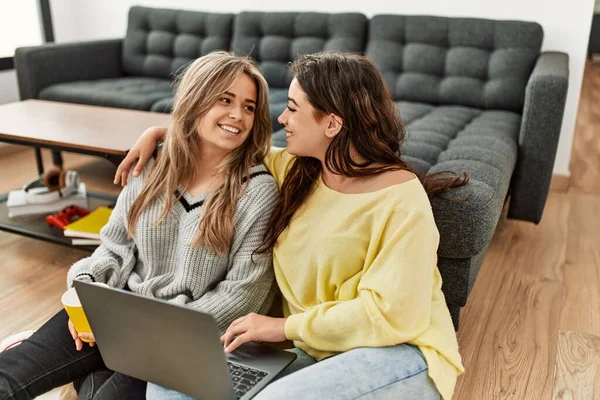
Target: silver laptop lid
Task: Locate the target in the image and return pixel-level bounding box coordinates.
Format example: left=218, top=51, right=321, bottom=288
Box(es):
left=74, top=281, right=236, bottom=400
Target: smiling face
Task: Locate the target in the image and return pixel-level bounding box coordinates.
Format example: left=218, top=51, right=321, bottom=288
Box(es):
left=277, top=78, right=333, bottom=159
left=196, top=72, right=257, bottom=156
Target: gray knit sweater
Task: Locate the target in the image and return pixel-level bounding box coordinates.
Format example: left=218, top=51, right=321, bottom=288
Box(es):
left=66, top=163, right=279, bottom=333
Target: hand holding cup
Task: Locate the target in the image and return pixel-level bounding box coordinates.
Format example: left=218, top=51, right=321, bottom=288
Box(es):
left=61, top=282, right=108, bottom=351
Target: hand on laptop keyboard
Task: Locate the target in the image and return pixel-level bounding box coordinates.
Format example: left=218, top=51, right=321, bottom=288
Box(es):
left=221, top=313, right=287, bottom=354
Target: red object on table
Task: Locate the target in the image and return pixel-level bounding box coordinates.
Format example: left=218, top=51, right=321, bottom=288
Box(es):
left=45, top=205, right=90, bottom=230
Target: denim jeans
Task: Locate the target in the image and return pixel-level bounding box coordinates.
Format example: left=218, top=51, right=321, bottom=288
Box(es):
left=0, top=309, right=146, bottom=400
left=146, top=343, right=441, bottom=400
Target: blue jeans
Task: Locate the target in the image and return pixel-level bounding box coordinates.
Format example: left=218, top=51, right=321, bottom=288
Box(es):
left=0, top=309, right=146, bottom=400
left=146, top=343, right=440, bottom=399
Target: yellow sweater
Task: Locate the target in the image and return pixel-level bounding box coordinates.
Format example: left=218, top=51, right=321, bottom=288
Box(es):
left=264, top=148, right=464, bottom=400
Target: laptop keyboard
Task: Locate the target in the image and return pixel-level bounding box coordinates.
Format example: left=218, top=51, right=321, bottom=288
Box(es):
left=227, top=362, right=268, bottom=399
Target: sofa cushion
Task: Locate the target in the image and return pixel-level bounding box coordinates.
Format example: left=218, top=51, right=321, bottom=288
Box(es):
left=39, top=77, right=172, bottom=110
left=398, top=102, right=520, bottom=258
left=150, top=97, right=174, bottom=113
left=231, top=12, right=368, bottom=90
left=272, top=128, right=287, bottom=148
left=367, top=15, right=542, bottom=113
left=269, top=88, right=288, bottom=131
left=123, top=6, right=233, bottom=79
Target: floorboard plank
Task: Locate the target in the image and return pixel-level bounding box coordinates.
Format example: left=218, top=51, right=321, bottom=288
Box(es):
left=455, top=195, right=568, bottom=399
left=559, top=193, right=600, bottom=337
left=552, top=330, right=600, bottom=400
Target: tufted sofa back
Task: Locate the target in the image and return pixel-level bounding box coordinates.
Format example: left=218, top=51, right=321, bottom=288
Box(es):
left=366, top=15, right=543, bottom=112
left=122, top=7, right=233, bottom=79
left=121, top=7, right=544, bottom=114
left=230, top=12, right=368, bottom=89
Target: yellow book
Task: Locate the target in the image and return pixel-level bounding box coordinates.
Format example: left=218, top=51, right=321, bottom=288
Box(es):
left=63, top=206, right=112, bottom=240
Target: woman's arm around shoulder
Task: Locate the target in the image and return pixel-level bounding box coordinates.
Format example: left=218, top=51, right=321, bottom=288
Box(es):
left=114, top=126, right=167, bottom=186
left=264, top=147, right=296, bottom=188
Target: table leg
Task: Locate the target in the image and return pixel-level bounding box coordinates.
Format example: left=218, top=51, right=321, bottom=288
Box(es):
left=34, top=147, right=44, bottom=175
left=52, top=150, right=63, bottom=168
left=105, top=154, right=125, bottom=168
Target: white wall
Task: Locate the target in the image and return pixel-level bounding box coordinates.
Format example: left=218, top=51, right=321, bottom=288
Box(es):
left=0, top=70, right=20, bottom=105
left=49, top=0, right=79, bottom=44
left=0, top=71, right=20, bottom=149
left=5, top=0, right=596, bottom=174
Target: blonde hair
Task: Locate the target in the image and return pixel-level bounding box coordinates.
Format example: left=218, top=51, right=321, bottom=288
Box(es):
left=128, top=51, right=272, bottom=255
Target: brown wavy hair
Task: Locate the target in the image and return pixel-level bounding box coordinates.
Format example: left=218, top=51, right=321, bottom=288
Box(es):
left=259, top=51, right=468, bottom=252
left=128, top=52, right=271, bottom=255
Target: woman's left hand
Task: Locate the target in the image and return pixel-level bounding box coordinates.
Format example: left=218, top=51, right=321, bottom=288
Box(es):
left=220, top=313, right=287, bottom=353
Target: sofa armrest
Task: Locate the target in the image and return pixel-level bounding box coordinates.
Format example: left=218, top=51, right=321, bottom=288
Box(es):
left=508, top=51, right=569, bottom=223
left=14, top=39, right=124, bottom=100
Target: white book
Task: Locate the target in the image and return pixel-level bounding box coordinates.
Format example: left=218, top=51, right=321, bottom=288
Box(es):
left=71, top=238, right=102, bottom=246
left=63, top=230, right=100, bottom=240
left=7, top=183, right=88, bottom=218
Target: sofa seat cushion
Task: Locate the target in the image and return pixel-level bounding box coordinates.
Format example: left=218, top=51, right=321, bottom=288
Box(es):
left=150, top=97, right=174, bottom=113
left=39, top=77, right=173, bottom=111
left=399, top=101, right=520, bottom=258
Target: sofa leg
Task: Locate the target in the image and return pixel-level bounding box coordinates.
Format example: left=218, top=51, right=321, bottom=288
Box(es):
left=449, top=304, right=460, bottom=331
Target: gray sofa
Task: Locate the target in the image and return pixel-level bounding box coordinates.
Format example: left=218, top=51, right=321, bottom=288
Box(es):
left=14, top=6, right=569, bottom=329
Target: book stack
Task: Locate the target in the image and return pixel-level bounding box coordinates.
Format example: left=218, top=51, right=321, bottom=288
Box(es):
left=63, top=206, right=112, bottom=246
left=6, top=183, right=88, bottom=218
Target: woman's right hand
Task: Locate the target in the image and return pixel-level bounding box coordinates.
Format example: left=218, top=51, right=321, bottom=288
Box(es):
left=67, top=318, right=94, bottom=351
left=114, top=126, right=168, bottom=186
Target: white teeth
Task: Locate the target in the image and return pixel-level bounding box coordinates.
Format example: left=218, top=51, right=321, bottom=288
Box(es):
left=219, top=124, right=240, bottom=134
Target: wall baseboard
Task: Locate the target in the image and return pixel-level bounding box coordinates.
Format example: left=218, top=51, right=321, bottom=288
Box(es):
left=550, top=174, right=570, bottom=192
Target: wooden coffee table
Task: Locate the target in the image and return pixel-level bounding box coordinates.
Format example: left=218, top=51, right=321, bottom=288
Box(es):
left=0, top=99, right=171, bottom=249
left=0, top=99, right=171, bottom=171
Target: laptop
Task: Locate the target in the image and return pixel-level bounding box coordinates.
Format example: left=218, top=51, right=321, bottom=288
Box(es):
left=73, top=281, right=296, bottom=400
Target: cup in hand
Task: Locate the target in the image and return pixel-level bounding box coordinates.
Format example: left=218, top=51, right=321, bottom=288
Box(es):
left=61, top=282, right=108, bottom=342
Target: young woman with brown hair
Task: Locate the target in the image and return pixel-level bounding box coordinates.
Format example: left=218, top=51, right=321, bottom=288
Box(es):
left=118, top=51, right=468, bottom=400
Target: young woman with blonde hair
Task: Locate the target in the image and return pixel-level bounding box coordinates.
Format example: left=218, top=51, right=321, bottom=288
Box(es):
left=0, top=51, right=279, bottom=399
left=118, top=51, right=468, bottom=400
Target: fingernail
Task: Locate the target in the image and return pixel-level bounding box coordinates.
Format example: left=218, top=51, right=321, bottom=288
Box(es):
left=133, top=171, right=139, bottom=176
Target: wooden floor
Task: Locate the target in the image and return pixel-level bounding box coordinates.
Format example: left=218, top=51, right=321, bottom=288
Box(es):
left=453, top=61, right=600, bottom=399
left=1, top=63, right=600, bottom=399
